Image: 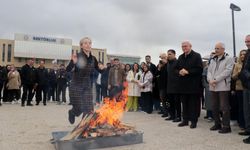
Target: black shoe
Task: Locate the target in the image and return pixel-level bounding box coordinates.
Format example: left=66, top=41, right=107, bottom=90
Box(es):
left=158, top=111, right=164, bottom=114
left=239, top=131, right=250, bottom=136
left=243, top=136, right=250, bottom=144
left=178, top=121, right=188, bottom=127
left=21, top=103, right=25, bottom=107
left=27, top=103, right=33, bottom=106
left=173, top=118, right=181, bottom=123
left=190, top=123, right=197, bottom=129
left=43, top=103, right=46, bottom=106
left=165, top=116, right=174, bottom=121
left=68, top=111, right=75, bottom=124
left=218, top=127, right=231, bottom=134
left=161, top=114, right=168, bottom=118
left=36, top=102, right=39, bottom=106
left=210, top=124, right=221, bottom=131
left=0, top=103, right=2, bottom=106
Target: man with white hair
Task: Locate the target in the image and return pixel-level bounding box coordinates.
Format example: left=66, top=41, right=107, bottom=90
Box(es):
left=176, top=41, right=203, bottom=129
left=207, top=42, right=234, bottom=133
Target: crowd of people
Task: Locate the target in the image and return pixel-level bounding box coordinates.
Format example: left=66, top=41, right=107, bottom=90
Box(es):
left=1, top=35, right=250, bottom=144
left=0, top=60, right=71, bottom=106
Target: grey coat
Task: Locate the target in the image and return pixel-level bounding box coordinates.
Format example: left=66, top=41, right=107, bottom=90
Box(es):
left=207, top=53, right=234, bottom=92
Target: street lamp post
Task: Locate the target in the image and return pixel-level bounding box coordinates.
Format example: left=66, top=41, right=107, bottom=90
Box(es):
left=230, top=3, right=241, bottom=57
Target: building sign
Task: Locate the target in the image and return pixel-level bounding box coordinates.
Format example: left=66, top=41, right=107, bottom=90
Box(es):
left=14, top=33, right=72, bottom=45
left=14, top=33, right=72, bottom=60
left=32, top=36, right=56, bottom=42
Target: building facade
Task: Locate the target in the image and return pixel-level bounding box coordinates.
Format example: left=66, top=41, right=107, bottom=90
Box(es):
left=0, top=34, right=107, bottom=68
left=107, top=54, right=141, bottom=65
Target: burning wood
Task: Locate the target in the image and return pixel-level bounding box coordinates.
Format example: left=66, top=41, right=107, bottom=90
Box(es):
left=62, top=82, right=137, bottom=141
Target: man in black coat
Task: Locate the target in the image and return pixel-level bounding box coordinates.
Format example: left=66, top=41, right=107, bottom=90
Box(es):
left=176, top=41, right=203, bottom=129
left=0, top=65, right=7, bottom=106
left=2, top=65, right=11, bottom=102
left=166, top=49, right=181, bottom=122
left=48, top=68, right=57, bottom=101
left=145, top=55, right=160, bottom=110
left=56, top=64, right=69, bottom=104
left=239, top=34, right=250, bottom=144
left=101, top=63, right=111, bottom=98
left=35, top=60, right=49, bottom=106
left=21, top=59, right=37, bottom=106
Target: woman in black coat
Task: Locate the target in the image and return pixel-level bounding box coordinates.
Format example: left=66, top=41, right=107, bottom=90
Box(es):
left=66, top=37, right=100, bottom=124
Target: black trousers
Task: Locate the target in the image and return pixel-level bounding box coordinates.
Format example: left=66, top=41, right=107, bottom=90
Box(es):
left=168, top=94, right=181, bottom=119
left=101, top=86, right=108, bottom=98
left=2, top=83, right=9, bottom=102
left=48, top=83, right=56, bottom=101
left=21, top=84, right=34, bottom=105
left=180, top=94, right=200, bottom=123
left=8, top=89, right=20, bottom=101
left=57, top=84, right=66, bottom=102
left=36, top=85, right=47, bottom=104
left=96, top=84, right=102, bottom=103
left=109, top=85, right=123, bottom=100
left=141, top=92, right=153, bottom=114
left=0, top=83, right=3, bottom=101
left=160, top=90, right=168, bottom=114
left=236, top=90, right=245, bottom=128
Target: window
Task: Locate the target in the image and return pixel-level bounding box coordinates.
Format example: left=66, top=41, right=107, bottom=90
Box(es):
left=102, top=52, right=104, bottom=63
left=7, top=44, right=11, bottom=62
left=98, top=51, right=101, bottom=62
left=2, top=44, right=5, bottom=62
left=18, top=58, right=22, bottom=62
left=36, top=58, right=39, bottom=64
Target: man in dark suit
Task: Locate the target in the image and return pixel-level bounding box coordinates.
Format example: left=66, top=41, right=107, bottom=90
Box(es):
left=0, top=65, right=7, bottom=106
left=21, top=59, right=37, bottom=107
left=176, top=41, right=203, bottom=129
left=145, top=55, right=157, bottom=76
left=36, top=60, right=49, bottom=106
left=145, top=55, right=160, bottom=111
left=239, top=34, right=250, bottom=144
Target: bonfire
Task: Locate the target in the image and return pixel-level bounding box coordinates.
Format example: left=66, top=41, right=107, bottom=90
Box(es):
left=62, top=82, right=136, bottom=140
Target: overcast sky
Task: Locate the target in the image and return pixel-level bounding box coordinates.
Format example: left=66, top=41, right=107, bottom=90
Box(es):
left=0, top=0, right=250, bottom=63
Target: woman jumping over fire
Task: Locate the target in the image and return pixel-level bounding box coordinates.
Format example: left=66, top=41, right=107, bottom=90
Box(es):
left=66, top=37, right=101, bottom=124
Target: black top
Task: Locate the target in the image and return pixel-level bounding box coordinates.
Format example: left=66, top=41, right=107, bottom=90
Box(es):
left=167, top=59, right=179, bottom=94
left=176, top=50, right=203, bottom=94
left=21, top=64, right=37, bottom=85
left=36, top=67, right=49, bottom=86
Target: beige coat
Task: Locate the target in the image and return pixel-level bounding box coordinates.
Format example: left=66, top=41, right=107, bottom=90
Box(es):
left=232, top=62, right=244, bottom=91
left=7, top=71, right=21, bottom=90
left=126, top=70, right=141, bottom=97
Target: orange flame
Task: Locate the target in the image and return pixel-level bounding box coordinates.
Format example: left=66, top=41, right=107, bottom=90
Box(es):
left=88, top=82, right=128, bottom=129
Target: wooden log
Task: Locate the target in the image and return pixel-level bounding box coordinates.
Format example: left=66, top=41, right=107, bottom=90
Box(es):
left=61, top=113, right=98, bottom=140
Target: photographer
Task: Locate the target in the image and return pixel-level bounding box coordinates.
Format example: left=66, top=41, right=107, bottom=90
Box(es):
left=157, top=54, right=169, bottom=119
